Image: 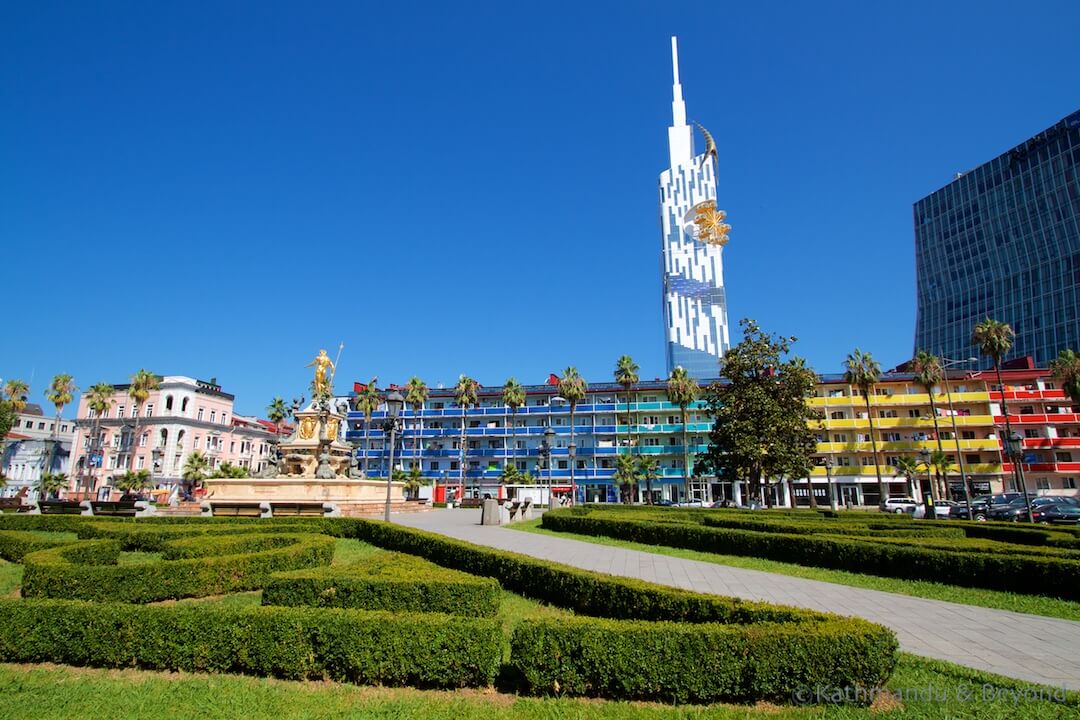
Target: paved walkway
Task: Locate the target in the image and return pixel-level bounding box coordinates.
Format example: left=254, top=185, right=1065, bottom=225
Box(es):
left=393, top=509, right=1080, bottom=691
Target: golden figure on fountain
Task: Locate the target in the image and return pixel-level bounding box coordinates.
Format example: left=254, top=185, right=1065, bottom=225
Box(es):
left=307, top=349, right=335, bottom=398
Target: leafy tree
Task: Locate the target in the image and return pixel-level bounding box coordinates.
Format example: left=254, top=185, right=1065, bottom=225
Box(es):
left=501, top=377, right=525, bottom=482
left=83, top=383, right=116, bottom=497
left=499, top=463, right=521, bottom=485
left=127, top=369, right=160, bottom=472
left=112, top=469, right=152, bottom=494
left=929, top=450, right=953, bottom=501
left=37, top=472, right=68, bottom=500
left=910, top=350, right=946, bottom=501
left=404, top=377, right=429, bottom=487
left=353, top=378, right=380, bottom=477
left=699, top=319, right=821, bottom=507
left=1, top=380, right=29, bottom=457
left=43, top=373, right=77, bottom=475
left=972, top=317, right=1026, bottom=501
left=666, top=366, right=698, bottom=502
left=614, top=355, right=639, bottom=466
left=210, top=462, right=249, bottom=479
left=182, top=450, right=210, bottom=496
left=405, top=465, right=428, bottom=499
left=453, top=374, right=479, bottom=494
left=614, top=453, right=638, bottom=504
left=557, top=367, right=587, bottom=503
left=3, top=379, right=29, bottom=413
left=893, top=456, right=921, bottom=498
left=1050, top=349, right=1080, bottom=407
left=636, top=454, right=659, bottom=504
left=844, top=348, right=886, bottom=507
left=267, top=397, right=288, bottom=443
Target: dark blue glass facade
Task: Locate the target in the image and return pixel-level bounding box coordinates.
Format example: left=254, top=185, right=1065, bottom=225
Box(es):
left=914, top=110, right=1080, bottom=366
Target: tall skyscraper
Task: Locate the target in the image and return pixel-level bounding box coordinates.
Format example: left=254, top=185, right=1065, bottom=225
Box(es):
left=659, top=37, right=730, bottom=380
left=914, top=109, right=1080, bottom=366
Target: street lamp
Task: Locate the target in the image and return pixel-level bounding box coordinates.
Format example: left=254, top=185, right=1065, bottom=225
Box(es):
left=941, top=357, right=977, bottom=520
left=824, top=456, right=838, bottom=511
left=568, top=441, right=577, bottom=506
left=1003, top=430, right=1035, bottom=523
left=542, top=426, right=555, bottom=507
left=918, top=448, right=932, bottom=517
left=382, top=390, right=404, bottom=522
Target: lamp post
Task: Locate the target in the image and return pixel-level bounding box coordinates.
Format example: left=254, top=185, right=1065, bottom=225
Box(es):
left=568, top=441, right=577, bottom=506
left=941, top=357, right=977, bottom=520
left=541, top=426, right=555, bottom=507
left=1003, top=430, right=1034, bottom=524
left=919, top=448, right=932, bottom=518
left=382, top=391, right=404, bottom=522
left=824, top=456, right=838, bottom=511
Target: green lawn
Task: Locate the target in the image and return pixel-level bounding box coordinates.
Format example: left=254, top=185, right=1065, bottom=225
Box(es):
left=0, top=653, right=1075, bottom=720
left=510, top=519, right=1080, bottom=622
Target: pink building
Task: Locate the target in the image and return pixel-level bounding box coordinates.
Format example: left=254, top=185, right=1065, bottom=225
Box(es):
left=69, top=376, right=282, bottom=499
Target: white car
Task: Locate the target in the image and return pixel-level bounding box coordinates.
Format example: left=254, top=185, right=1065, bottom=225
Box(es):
left=883, top=497, right=920, bottom=514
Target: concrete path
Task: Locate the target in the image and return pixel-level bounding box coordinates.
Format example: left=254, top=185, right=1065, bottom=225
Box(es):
left=392, top=508, right=1080, bottom=691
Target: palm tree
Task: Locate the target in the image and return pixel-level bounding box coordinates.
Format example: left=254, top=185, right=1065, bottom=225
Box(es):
left=453, top=375, right=479, bottom=497
left=501, top=377, right=525, bottom=486
left=182, top=450, right=210, bottom=498
left=666, top=366, right=698, bottom=502
left=637, top=454, right=659, bottom=505
left=972, top=318, right=1020, bottom=493
left=406, top=465, right=427, bottom=499
left=614, top=355, right=639, bottom=468
left=404, top=377, right=429, bottom=481
left=353, top=378, right=380, bottom=477
left=84, top=382, right=115, bottom=497
left=844, top=349, right=887, bottom=508
left=4, top=379, right=29, bottom=412
left=210, top=462, right=249, bottom=478
left=893, top=456, right=921, bottom=498
left=910, top=350, right=946, bottom=501
left=43, top=373, right=77, bottom=480
left=127, top=369, right=159, bottom=472
left=929, top=450, right=954, bottom=501
left=557, top=367, right=588, bottom=504
left=614, top=453, right=638, bottom=504
left=37, top=473, right=67, bottom=501
left=1050, top=349, right=1080, bottom=407
left=267, top=397, right=288, bottom=444
left=113, top=469, right=153, bottom=494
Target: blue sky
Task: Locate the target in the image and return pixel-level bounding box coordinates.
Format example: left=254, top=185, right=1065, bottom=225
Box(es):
left=2, top=1, right=1078, bottom=417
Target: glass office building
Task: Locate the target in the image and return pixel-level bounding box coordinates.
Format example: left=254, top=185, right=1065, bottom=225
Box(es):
left=914, top=109, right=1080, bottom=366
left=660, top=37, right=730, bottom=380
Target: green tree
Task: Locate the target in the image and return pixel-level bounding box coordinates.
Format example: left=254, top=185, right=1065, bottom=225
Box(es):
left=614, top=355, right=639, bottom=468
left=210, top=462, right=249, bottom=478
left=1050, top=349, right=1080, bottom=407
left=844, top=348, right=886, bottom=508
left=406, top=464, right=428, bottom=499
left=112, top=469, right=152, bottom=494
left=614, top=452, right=638, bottom=504
left=37, top=472, right=68, bottom=500
left=501, top=377, right=525, bottom=484
left=972, top=318, right=1025, bottom=499
left=893, top=455, right=921, bottom=498
left=929, top=449, right=953, bottom=502
left=182, top=450, right=210, bottom=496
left=267, top=397, right=288, bottom=444
left=499, top=462, right=521, bottom=486
left=353, top=378, right=380, bottom=477
left=3, top=379, right=29, bottom=413
left=126, top=369, right=160, bottom=472
left=636, top=454, right=659, bottom=504
left=83, top=383, right=116, bottom=497
left=557, top=367, right=587, bottom=504
left=404, top=377, right=429, bottom=483
left=453, top=375, right=479, bottom=495
left=2, top=379, right=30, bottom=462
left=43, top=373, right=77, bottom=476
left=699, top=319, right=822, bottom=507
left=910, top=350, right=946, bottom=501
left=666, top=366, right=699, bottom=502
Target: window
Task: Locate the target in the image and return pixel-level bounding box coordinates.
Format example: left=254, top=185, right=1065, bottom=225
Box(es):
left=832, top=433, right=847, bottom=442
left=88, top=408, right=97, bottom=419
left=1024, top=429, right=1041, bottom=439
left=1065, top=478, right=1077, bottom=490
left=37, top=421, right=45, bottom=430
left=116, top=405, right=125, bottom=418
left=908, top=409, right=921, bottom=418
left=165, top=396, right=174, bottom=411
left=860, top=457, right=876, bottom=466
left=557, top=460, right=568, bottom=469
left=139, top=433, right=148, bottom=447
left=221, top=413, right=227, bottom=425
left=24, top=420, right=33, bottom=428
left=145, top=404, right=153, bottom=417
left=882, top=432, right=902, bottom=442
left=667, top=415, right=679, bottom=424
left=230, top=442, right=236, bottom=453
left=181, top=397, right=189, bottom=412
left=450, top=462, right=459, bottom=470
left=136, top=456, right=145, bottom=470
left=210, top=411, right=216, bottom=423
left=130, top=406, right=137, bottom=418
left=197, top=408, right=204, bottom=421
left=830, top=411, right=845, bottom=420
left=429, top=461, right=439, bottom=471
left=965, top=454, right=981, bottom=464
left=194, top=437, right=201, bottom=449
left=1036, top=478, right=1051, bottom=490
left=1020, top=406, right=1034, bottom=414
left=879, top=410, right=898, bottom=419
left=61, top=424, right=67, bottom=433
left=576, top=460, right=586, bottom=470
left=1055, top=451, right=1072, bottom=462
left=837, top=457, right=852, bottom=467
left=962, top=431, right=976, bottom=440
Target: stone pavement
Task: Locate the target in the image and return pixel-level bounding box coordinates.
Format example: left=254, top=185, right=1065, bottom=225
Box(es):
left=392, top=508, right=1080, bottom=691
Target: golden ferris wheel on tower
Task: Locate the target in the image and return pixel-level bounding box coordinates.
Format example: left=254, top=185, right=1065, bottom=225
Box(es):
left=692, top=200, right=731, bottom=247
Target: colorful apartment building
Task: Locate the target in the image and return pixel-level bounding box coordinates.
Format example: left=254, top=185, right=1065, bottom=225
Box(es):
left=68, top=376, right=280, bottom=500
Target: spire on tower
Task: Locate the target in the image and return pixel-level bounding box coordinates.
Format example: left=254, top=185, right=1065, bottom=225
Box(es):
left=667, top=36, right=693, bottom=167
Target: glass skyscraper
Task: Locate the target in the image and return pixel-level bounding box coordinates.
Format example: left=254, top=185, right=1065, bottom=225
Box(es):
left=659, top=37, right=730, bottom=380
left=914, top=109, right=1080, bottom=367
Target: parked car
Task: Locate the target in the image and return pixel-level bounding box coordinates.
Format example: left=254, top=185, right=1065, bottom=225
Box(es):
left=988, top=497, right=1034, bottom=522
left=1031, top=495, right=1080, bottom=508
left=883, top=497, right=920, bottom=514
left=1031, top=503, right=1080, bottom=525
left=912, top=501, right=953, bottom=519
left=966, top=492, right=1024, bottom=521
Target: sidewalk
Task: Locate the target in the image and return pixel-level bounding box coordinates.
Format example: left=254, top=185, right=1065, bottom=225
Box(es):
left=392, top=508, right=1080, bottom=691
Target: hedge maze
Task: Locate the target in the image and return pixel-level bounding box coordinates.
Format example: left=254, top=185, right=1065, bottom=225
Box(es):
left=541, top=506, right=1080, bottom=600
left=0, top=514, right=898, bottom=704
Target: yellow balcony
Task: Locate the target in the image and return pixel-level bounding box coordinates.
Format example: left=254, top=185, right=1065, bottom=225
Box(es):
left=812, top=415, right=995, bottom=430
left=809, top=391, right=990, bottom=408
left=814, top=439, right=999, bottom=453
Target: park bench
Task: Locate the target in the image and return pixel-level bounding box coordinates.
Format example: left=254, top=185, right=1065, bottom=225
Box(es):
left=90, top=501, right=139, bottom=517
left=38, top=501, right=85, bottom=515
left=0, top=498, right=33, bottom=513
left=458, top=498, right=483, bottom=509
left=209, top=502, right=264, bottom=518
left=269, top=502, right=328, bottom=517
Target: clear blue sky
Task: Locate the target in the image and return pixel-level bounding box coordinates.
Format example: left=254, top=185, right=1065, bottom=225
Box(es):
left=3, top=1, right=1077, bottom=417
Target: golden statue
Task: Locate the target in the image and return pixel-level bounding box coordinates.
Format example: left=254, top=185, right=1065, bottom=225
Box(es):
left=325, top=418, right=340, bottom=440
left=307, top=349, right=335, bottom=397
left=298, top=416, right=318, bottom=440
left=693, top=200, right=731, bottom=247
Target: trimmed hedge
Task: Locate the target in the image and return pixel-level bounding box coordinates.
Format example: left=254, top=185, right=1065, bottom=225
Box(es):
left=263, top=551, right=500, bottom=616
left=0, top=598, right=501, bottom=688
left=511, top=616, right=898, bottom=704
left=0, top=531, right=77, bottom=562
left=542, top=510, right=1080, bottom=600
left=21, top=533, right=335, bottom=603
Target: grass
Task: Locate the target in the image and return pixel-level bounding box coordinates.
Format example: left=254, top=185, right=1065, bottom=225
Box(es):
left=0, top=561, right=20, bottom=597
left=511, top=519, right=1080, bottom=622
left=0, top=654, right=1075, bottom=719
